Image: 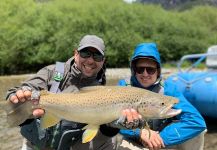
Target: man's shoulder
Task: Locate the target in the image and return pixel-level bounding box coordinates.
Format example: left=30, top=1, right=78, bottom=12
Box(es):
left=45, top=64, right=56, bottom=70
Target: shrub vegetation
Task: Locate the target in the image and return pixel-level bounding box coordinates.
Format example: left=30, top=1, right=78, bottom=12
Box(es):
left=0, top=0, right=217, bottom=74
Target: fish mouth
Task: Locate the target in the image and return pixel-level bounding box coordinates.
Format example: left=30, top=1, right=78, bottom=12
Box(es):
left=160, top=104, right=182, bottom=118
left=164, top=108, right=182, bottom=118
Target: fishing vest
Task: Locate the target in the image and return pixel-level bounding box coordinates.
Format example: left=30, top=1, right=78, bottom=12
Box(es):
left=122, top=77, right=172, bottom=131
left=49, top=62, right=86, bottom=150
left=20, top=62, right=85, bottom=150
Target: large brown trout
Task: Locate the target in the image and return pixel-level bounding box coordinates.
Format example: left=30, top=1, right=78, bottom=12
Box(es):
left=1, top=86, right=181, bottom=143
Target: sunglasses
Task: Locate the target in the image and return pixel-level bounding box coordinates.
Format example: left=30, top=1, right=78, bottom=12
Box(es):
left=135, top=66, right=157, bottom=75
left=79, top=48, right=104, bottom=62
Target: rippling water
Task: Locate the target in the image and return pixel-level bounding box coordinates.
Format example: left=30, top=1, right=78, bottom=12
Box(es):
left=0, top=69, right=216, bottom=150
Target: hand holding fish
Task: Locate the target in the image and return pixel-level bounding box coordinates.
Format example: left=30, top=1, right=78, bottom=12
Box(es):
left=122, top=108, right=142, bottom=124
left=9, top=86, right=32, bottom=103
left=9, top=86, right=45, bottom=117
left=140, top=129, right=165, bottom=150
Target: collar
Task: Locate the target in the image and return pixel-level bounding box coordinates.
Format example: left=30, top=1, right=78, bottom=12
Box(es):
left=65, top=57, right=98, bottom=82
left=130, top=76, right=162, bottom=92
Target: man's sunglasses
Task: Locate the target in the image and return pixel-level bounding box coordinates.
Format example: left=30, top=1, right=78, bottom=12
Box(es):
left=79, top=48, right=104, bottom=62
left=134, top=66, right=157, bottom=75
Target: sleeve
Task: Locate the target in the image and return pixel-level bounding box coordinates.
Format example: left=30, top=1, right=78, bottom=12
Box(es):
left=5, top=65, right=54, bottom=100
left=119, top=129, right=140, bottom=140
left=160, top=81, right=207, bottom=146
left=100, top=124, right=120, bottom=137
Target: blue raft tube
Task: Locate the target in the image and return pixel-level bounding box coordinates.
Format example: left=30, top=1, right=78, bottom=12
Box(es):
left=165, top=45, right=217, bottom=118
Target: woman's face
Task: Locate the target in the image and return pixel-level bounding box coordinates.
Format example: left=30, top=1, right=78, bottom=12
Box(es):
left=134, top=58, right=159, bottom=88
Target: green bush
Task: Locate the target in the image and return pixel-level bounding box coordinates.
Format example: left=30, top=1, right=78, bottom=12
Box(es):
left=0, top=0, right=217, bottom=74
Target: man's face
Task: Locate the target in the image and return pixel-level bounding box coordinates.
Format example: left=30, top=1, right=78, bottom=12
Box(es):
left=74, top=47, right=105, bottom=77
left=134, top=58, right=158, bottom=88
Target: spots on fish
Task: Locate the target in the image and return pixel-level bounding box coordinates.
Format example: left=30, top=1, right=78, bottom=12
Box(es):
left=39, top=86, right=178, bottom=116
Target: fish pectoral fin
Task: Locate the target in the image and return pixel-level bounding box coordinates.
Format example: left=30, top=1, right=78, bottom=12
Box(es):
left=40, top=112, right=60, bottom=129
left=82, top=125, right=99, bottom=143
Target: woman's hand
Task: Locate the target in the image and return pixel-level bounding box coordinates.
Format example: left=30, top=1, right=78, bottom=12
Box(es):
left=140, top=128, right=165, bottom=150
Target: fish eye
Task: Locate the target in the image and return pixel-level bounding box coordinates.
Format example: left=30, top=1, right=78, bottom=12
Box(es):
left=161, top=102, right=164, bottom=106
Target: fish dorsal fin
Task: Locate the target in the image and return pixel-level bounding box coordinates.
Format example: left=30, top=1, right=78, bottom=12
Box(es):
left=82, top=125, right=99, bottom=143
left=40, top=112, right=61, bottom=129
left=79, top=86, right=105, bottom=93
left=40, top=90, right=51, bottom=96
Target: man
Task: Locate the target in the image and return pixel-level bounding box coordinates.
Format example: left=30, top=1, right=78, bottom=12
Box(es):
left=118, top=43, right=207, bottom=150
left=6, top=35, right=141, bottom=150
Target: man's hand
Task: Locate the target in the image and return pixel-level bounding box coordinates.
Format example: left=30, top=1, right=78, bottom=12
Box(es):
left=140, top=128, right=165, bottom=150
left=9, top=87, right=45, bottom=117
left=10, top=89, right=31, bottom=103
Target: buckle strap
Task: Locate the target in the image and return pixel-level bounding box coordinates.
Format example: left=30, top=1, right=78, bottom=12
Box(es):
left=50, top=62, right=65, bottom=93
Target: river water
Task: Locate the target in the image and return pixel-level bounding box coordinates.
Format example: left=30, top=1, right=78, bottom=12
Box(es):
left=0, top=68, right=216, bottom=150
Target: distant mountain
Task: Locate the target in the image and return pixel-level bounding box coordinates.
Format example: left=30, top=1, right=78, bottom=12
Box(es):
left=136, top=0, right=217, bottom=10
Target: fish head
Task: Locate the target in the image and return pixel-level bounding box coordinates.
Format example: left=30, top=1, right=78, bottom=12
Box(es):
left=137, top=94, right=182, bottom=119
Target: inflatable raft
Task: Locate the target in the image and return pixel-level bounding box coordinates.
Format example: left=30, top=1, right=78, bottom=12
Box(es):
left=165, top=45, right=217, bottom=118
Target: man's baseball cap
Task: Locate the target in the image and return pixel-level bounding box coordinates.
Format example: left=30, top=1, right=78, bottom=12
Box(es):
left=77, top=35, right=105, bottom=56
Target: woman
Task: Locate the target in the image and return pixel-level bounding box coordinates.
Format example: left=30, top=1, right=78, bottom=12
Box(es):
left=118, top=43, right=207, bottom=150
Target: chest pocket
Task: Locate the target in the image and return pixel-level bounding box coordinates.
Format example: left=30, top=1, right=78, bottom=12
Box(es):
left=50, top=61, right=65, bottom=93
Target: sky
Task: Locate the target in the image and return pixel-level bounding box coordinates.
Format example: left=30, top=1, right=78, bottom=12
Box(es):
left=123, top=0, right=136, bottom=3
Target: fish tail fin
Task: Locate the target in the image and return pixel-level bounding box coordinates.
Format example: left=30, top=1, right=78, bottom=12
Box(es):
left=0, top=100, right=7, bottom=109
left=82, top=125, right=99, bottom=143
left=0, top=100, right=33, bottom=127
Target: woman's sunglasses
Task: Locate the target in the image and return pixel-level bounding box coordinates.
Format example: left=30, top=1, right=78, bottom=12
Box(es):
left=135, top=66, right=157, bottom=75
left=79, top=48, right=104, bottom=62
